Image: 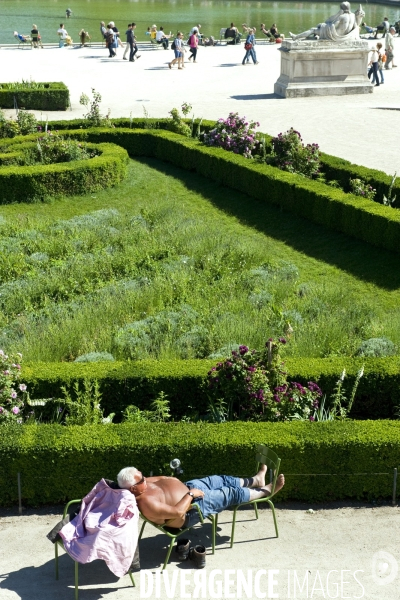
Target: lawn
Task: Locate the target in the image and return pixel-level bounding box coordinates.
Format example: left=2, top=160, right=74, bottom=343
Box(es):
left=0, top=156, right=400, bottom=363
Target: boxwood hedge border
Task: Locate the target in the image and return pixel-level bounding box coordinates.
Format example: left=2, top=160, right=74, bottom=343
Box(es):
left=0, top=82, right=70, bottom=111
left=1, top=421, right=399, bottom=506
left=3, top=126, right=397, bottom=252
left=23, top=356, right=400, bottom=420
left=0, top=141, right=129, bottom=203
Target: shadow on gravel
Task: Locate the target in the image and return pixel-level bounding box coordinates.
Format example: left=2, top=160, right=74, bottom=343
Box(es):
left=135, top=157, right=400, bottom=291
left=0, top=523, right=230, bottom=599
left=230, top=93, right=282, bottom=100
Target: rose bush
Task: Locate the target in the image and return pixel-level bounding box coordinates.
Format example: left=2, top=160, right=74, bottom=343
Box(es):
left=0, top=349, right=28, bottom=424
left=204, top=112, right=260, bottom=158
left=206, top=338, right=321, bottom=421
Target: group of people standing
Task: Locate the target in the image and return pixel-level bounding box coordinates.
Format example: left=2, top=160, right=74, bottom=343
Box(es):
left=368, top=26, right=397, bottom=86
left=100, top=21, right=141, bottom=61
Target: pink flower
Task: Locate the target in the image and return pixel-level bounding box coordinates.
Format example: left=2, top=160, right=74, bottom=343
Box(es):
left=12, top=407, right=20, bottom=415
left=19, top=384, right=27, bottom=392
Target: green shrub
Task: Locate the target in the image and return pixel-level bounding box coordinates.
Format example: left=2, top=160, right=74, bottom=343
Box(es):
left=13, top=127, right=396, bottom=254
left=0, top=82, right=70, bottom=111
left=21, top=356, right=400, bottom=420
left=0, top=421, right=399, bottom=505
left=356, top=337, right=397, bottom=357
left=0, top=142, right=128, bottom=203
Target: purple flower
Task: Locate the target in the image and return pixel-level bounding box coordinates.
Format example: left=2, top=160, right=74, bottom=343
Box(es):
left=278, top=337, right=287, bottom=344
left=19, top=384, right=27, bottom=392
left=239, top=345, right=249, bottom=355
left=0, top=407, right=3, bottom=414
left=247, top=366, right=256, bottom=372
left=309, top=416, right=315, bottom=421
left=12, top=407, right=19, bottom=415
left=11, top=391, right=17, bottom=399
left=3, top=370, right=9, bottom=375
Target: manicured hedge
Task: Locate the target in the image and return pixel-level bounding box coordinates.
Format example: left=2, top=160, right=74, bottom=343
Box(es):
left=12, top=127, right=396, bottom=254
left=0, top=82, right=70, bottom=110
left=23, top=356, right=400, bottom=420
left=0, top=421, right=399, bottom=505
left=39, top=119, right=400, bottom=204
left=0, top=142, right=129, bottom=203
left=3, top=127, right=399, bottom=251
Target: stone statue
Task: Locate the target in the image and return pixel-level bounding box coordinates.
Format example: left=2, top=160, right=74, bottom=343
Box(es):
left=289, top=2, right=365, bottom=42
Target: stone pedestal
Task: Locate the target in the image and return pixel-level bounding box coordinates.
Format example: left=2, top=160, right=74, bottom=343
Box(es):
left=274, top=39, right=373, bottom=97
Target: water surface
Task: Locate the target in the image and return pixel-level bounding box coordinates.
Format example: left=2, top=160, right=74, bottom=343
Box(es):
left=1, top=0, right=395, bottom=44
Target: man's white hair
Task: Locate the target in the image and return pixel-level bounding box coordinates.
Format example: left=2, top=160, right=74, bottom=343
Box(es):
left=117, top=466, right=139, bottom=489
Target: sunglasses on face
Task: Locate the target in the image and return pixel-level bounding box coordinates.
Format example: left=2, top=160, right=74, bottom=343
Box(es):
left=133, top=476, right=145, bottom=486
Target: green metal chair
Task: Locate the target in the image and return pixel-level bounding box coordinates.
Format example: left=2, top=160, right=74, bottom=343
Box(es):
left=138, top=503, right=218, bottom=570
left=230, top=444, right=282, bottom=547
left=55, top=499, right=136, bottom=600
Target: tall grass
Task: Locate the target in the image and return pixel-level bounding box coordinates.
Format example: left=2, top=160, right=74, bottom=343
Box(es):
left=0, top=158, right=399, bottom=362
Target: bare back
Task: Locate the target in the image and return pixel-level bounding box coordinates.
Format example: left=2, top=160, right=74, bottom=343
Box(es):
left=136, top=476, right=190, bottom=527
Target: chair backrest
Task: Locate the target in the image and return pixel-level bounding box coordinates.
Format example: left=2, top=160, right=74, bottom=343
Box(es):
left=255, top=444, right=281, bottom=496
left=219, top=28, right=227, bottom=40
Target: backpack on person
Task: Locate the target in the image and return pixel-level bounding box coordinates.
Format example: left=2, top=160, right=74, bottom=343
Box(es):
left=171, top=38, right=177, bottom=50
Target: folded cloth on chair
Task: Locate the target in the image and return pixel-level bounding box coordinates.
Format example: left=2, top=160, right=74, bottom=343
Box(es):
left=59, top=478, right=139, bottom=577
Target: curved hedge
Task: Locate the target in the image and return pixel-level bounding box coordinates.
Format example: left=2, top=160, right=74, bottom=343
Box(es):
left=10, top=126, right=396, bottom=254
left=0, top=141, right=129, bottom=203
left=23, top=356, right=400, bottom=420
left=31, top=117, right=400, bottom=205
left=0, top=421, right=399, bottom=505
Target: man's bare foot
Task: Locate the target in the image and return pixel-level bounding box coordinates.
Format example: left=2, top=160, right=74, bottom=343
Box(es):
left=262, top=474, right=285, bottom=496
left=252, top=464, right=267, bottom=488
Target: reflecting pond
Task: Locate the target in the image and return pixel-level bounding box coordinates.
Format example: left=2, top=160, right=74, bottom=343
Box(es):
left=1, top=0, right=396, bottom=44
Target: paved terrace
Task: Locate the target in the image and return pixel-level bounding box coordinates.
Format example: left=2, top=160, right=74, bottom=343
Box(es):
left=1, top=39, right=400, bottom=174
left=0, top=501, right=399, bottom=599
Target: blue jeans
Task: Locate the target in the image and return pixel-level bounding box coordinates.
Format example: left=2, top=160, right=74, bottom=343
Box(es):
left=184, top=475, right=250, bottom=526
left=242, top=48, right=257, bottom=64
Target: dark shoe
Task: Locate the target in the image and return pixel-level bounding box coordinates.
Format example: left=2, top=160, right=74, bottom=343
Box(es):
left=123, top=57, right=127, bottom=60
left=189, top=544, right=206, bottom=569
left=175, top=538, right=191, bottom=561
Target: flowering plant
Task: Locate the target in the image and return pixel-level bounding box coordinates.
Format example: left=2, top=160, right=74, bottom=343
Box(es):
left=21, top=132, right=98, bottom=166
left=349, top=178, right=376, bottom=201
left=206, top=338, right=322, bottom=421
left=204, top=112, right=260, bottom=158
left=0, top=349, right=28, bottom=424
left=271, top=128, right=321, bottom=179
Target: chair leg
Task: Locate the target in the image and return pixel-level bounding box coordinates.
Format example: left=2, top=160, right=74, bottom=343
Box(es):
left=74, top=560, right=79, bottom=600
left=55, top=542, right=59, bottom=580
left=162, top=537, right=176, bottom=570
left=211, top=514, right=217, bottom=554
left=254, top=503, right=259, bottom=520
left=230, top=507, right=238, bottom=548
left=128, top=571, right=136, bottom=587
left=139, top=520, right=146, bottom=540
left=267, top=499, right=279, bottom=538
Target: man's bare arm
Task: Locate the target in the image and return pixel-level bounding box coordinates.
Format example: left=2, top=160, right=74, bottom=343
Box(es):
left=139, top=489, right=205, bottom=522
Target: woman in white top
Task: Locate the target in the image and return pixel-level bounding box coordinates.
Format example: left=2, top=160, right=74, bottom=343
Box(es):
left=368, top=45, right=380, bottom=86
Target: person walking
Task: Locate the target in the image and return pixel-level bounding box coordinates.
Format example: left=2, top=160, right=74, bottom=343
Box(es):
left=168, top=31, right=186, bottom=69
left=242, top=28, right=258, bottom=65
left=376, top=42, right=385, bottom=83
left=188, top=28, right=199, bottom=62
left=368, top=45, right=380, bottom=85
left=385, top=27, right=397, bottom=69
left=106, top=24, right=117, bottom=57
